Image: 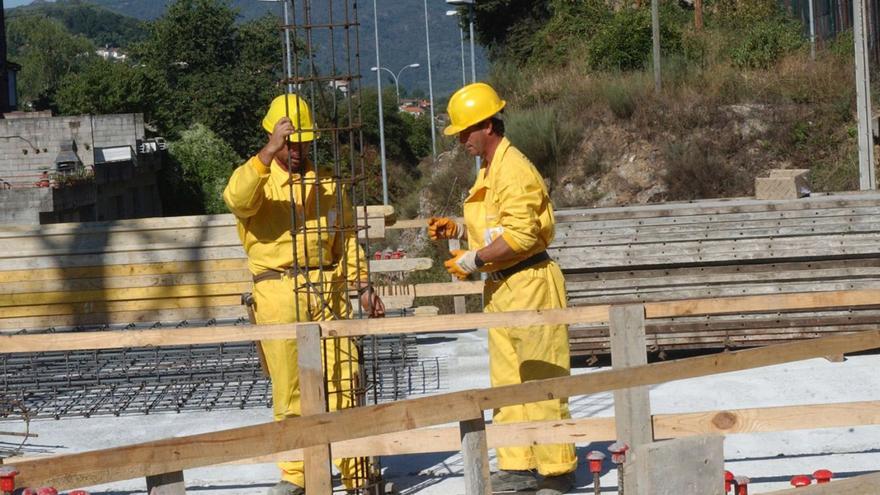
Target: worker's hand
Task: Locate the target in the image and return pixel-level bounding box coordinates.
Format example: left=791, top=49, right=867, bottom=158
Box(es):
left=428, top=217, right=465, bottom=241
left=444, top=249, right=479, bottom=280
left=359, top=285, right=386, bottom=318
left=263, top=117, right=295, bottom=155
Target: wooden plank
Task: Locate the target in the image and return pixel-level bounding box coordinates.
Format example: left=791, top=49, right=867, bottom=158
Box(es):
left=653, top=400, right=880, bottom=437
left=609, top=304, right=652, bottom=452
left=13, top=329, right=880, bottom=490
left=460, top=416, right=491, bottom=495
left=644, top=290, right=880, bottom=318
left=0, top=282, right=253, bottom=308
left=0, top=305, right=246, bottom=331
left=296, top=323, right=332, bottom=495
left=0, top=305, right=612, bottom=353
left=8, top=289, right=880, bottom=353
left=0, top=295, right=243, bottom=319
left=762, top=471, right=880, bottom=494
left=0, top=260, right=248, bottom=283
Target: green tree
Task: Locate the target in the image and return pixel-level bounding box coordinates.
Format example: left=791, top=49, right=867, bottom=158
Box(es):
left=131, top=1, right=281, bottom=156
left=166, top=123, right=241, bottom=214
left=54, top=58, right=172, bottom=126
left=8, top=15, right=95, bottom=108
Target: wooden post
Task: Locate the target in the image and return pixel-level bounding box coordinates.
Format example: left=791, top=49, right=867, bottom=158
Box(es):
left=694, top=0, right=703, bottom=31
left=449, top=239, right=467, bottom=314
left=296, top=323, right=332, bottom=495
left=146, top=471, right=185, bottom=495
left=854, top=0, right=876, bottom=190
left=610, top=304, right=652, bottom=494
left=459, top=416, right=491, bottom=495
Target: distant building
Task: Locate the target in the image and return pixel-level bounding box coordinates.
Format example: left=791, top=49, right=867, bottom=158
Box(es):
left=399, top=98, right=431, bottom=117
left=0, top=113, right=164, bottom=225
left=96, top=46, right=128, bottom=62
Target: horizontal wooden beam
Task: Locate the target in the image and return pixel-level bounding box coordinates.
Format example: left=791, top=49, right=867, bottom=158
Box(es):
left=12, top=329, right=880, bottom=490
left=0, top=305, right=612, bottom=352
left=13, top=400, right=880, bottom=467
left=7, top=289, right=880, bottom=353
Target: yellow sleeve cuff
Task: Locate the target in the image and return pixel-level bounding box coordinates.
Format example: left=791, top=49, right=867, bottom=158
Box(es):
left=250, top=156, right=271, bottom=176
left=501, top=231, right=527, bottom=253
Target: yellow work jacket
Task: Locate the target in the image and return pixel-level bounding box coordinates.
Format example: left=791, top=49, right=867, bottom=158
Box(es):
left=223, top=156, right=367, bottom=281
left=464, top=137, right=556, bottom=273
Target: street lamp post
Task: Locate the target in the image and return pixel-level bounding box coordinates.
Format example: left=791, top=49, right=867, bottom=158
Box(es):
left=370, top=63, right=420, bottom=103
left=423, top=0, right=437, bottom=162
left=446, top=0, right=477, bottom=84
left=257, top=0, right=293, bottom=92
left=446, top=10, right=467, bottom=85
left=371, top=0, right=389, bottom=205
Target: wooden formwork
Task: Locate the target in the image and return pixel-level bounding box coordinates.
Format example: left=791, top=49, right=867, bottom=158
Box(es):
left=4, top=289, right=880, bottom=494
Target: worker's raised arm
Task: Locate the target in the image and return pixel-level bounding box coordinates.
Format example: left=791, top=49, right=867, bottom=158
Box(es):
left=223, top=117, right=296, bottom=218
left=222, top=157, right=270, bottom=218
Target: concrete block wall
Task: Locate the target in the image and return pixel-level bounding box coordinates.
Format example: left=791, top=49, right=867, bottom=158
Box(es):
left=0, top=188, right=52, bottom=224
left=0, top=113, right=146, bottom=183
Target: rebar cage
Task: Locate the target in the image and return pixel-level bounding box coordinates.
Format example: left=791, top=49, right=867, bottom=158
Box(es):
left=275, top=0, right=381, bottom=491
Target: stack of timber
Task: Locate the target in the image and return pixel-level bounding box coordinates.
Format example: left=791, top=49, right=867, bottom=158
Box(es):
left=0, top=207, right=445, bottom=418
left=548, top=191, right=880, bottom=356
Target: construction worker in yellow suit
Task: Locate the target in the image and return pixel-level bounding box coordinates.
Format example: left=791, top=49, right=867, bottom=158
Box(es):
left=428, top=82, right=577, bottom=495
left=224, top=94, right=384, bottom=495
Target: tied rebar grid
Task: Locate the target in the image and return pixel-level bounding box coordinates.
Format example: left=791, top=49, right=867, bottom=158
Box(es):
left=0, top=321, right=445, bottom=422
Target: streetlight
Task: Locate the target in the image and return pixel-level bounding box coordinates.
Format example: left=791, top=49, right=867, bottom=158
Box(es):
left=446, top=0, right=476, bottom=84
left=370, top=63, right=420, bottom=104
left=371, top=0, right=389, bottom=205
left=446, top=10, right=467, bottom=86
left=446, top=0, right=479, bottom=174
left=257, top=0, right=293, bottom=92
left=423, top=0, right=437, bottom=163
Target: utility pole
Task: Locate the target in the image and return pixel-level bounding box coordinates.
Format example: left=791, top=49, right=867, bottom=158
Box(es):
left=854, top=0, right=875, bottom=189
left=423, top=0, right=437, bottom=163
left=372, top=0, right=389, bottom=205
left=651, top=0, right=661, bottom=92
left=694, top=0, right=703, bottom=31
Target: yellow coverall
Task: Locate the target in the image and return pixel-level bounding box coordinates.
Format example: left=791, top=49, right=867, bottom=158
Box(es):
left=464, top=137, right=577, bottom=476
left=223, top=156, right=367, bottom=488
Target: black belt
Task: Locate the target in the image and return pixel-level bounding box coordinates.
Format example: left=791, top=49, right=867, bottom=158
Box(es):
left=253, top=265, right=337, bottom=284
left=488, top=251, right=551, bottom=282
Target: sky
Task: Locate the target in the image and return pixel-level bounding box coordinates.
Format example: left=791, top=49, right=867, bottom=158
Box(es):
left=6, top=0, right=33, bottom=7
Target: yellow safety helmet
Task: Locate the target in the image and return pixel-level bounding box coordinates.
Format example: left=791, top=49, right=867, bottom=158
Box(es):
left=262, top=94, right=317, bottom=142
left=443, top=82, right=506, bottom=136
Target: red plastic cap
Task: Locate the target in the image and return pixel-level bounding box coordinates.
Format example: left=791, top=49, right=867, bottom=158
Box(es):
left=68, top=490, right=91, bottom=495
left=735, top=476, right=750, bottom=495
left=36, top=487, right=58, bottom=495
left=587, top=450, right=605, bottom=473
left=22, top=488, right=37, bottom=495
left=0, top=467, right=19, bottom=493
left=812, top=469, right=833, bottom=483
left=790, top=475, right=811, bottom=487
left=608, top=441, right=629, bottom=464
left=724, top=470, right=735, bottom=491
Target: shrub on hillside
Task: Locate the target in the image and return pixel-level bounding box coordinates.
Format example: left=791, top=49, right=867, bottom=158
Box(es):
left=730, top=17, right=804, bottom=69
left=661, top=141, right=751, bottom=200
left=506, top=107, right=581, bottom=181
left=588, top=7, right=682, bottom=72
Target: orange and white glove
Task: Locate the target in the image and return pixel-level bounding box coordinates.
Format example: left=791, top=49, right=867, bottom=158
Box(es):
left=444, top=249, right=480, bottom=280
left=428, top=216, right=466, bottom=241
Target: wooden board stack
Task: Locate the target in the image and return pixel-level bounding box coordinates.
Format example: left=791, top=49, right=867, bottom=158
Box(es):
left=549, top=192, right=880, bottom=356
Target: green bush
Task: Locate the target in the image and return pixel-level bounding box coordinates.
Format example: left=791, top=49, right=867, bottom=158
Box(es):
left=588, top=8, right=682, bottom=72
left=505, top=107, right=581, bottom=180
left=602, top=83, right=637, bottom=119
left=166, top=123, right=241, bottom=214
left=730, top=17, right=804, bottom=69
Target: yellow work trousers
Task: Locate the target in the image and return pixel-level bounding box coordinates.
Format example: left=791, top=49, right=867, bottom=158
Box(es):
left=484, top=260, right=578, bottom=476
left=253, top=269, right=361, bottom=489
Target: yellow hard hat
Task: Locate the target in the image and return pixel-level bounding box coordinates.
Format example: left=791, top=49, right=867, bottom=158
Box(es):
left=262, top=94, right=317, bottom=142
left=443, top=82, right=506, bottom=136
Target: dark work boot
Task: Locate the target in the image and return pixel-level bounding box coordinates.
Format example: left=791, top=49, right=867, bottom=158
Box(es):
left=535, top=472, right=575, bottom=495
left=490, top=469, right=538, bottom=492
left=266, top=480, right=305, bottom=495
